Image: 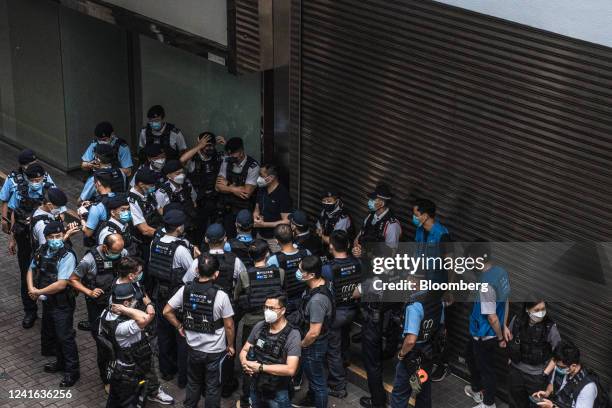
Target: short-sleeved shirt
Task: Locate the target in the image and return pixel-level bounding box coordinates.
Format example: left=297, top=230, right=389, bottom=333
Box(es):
left=182, top=248, right=247, bottom=284
left=129, top=187, right=156, bottom=226
left=104, top=312, right=143, bottom=348
left=80, top=171, right=127, bottom=201
left=217, top=156, right=260, bottom=186
left=268, top=248, right=311, bottom=270
left=247, top=320, right=302, bottom=361
left=31, top=208, right=65, bottom=247
left=370, top=209, right=401, bottom=249
left=73, top=247, right=128, bottom=280
left=138, top=125, right=187, bottom=152
left=153, top=235, right=194, bottom=271
left=8, top=186, right=45, bottom=211
left=154, top=182, right=197, bottom=211
left=130, top=163, right=165, bottom=187
left=255, top=184, right=292, bottom=238
left=85, top=193, right=116, bottom=230
left=1, top=172, right=56, bottom=203
left=30, top=249, right=77, bottom=281
left=167, top=285, right=234, bottom=352
left=508, top=316, right=562, bottom=375
left=315, top=214, right=352, bottom=235
left=550, top=370, right=598, bottom=408
left=305, top=290, right=333, bottom=325
left=235, top=267, right=286, bottom=325
left=82, top=138, right=133, bottom=169
left=97, top=218, right=129, bottom=247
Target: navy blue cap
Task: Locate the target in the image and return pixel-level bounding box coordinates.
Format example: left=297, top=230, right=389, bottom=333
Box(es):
left=367, top=183, right=393, bottom=200
left=112, top=283, right=136, bottom=302
left=18, top=149, right=37, bottom=165
left=321, top=189, right=339, bottom=199
left=147, top=105, right=165, bottom=119
left=144, top=143, right=164, bottom=158
left=289, top=210, right=309, bottom=228
left=163, top=209, right=186, bottom=226
left=205, top=223, right=226, bottom=240
left=162, top=160, right=182, bottom=175
left=135, top=168, right=157, bottom=185
left=25, top=163, right=45, bottom=179
left=94, top=121, right=114, bottom=138
left=235, top=209, right=253, bottom=228
left=107, top=194, right=128, bottom=210
left=46, top=188, right=67, bottom=206
left=43, top=221, right=64, bottom=236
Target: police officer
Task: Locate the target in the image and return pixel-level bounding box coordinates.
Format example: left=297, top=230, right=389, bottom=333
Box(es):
left=81, top=121, right=133, bottom=176
left=81, top=170, right=116, bottom=246
left=507, top=300, right=561, bottom=408
left=1, top=149, right=55, bottom=234
left=180, top=131, right=225, bottom=244
left=138, top=105, right=187, bottom=161
left=352, top=183, right=401, bottom=408
left=8, top=163, right=55, bottom=328
left=26, top=221, right=79, bottom=387
left=128, top=168, right=160, bottom=260
left=390, top=290, right=443, bottom=408
left=156, top=160, right=197, bottom=239
left=216, top=137, right=260, bottom=238
left=235, top=239, right=285, bottom=408
left=70, top=234, right=127, bottom=388
left=267, top=224, right=310, bottom=319
left=321, top=230, right=362, bottom=399
left=30, top=188, right=73, bottom=250
left=130, top=144, right=166, bottom=187
left=292, top=255, right=334, bottom=408
left=316, top=189, right=353, bottom=246
left=240, top=292, right=301, bottom=407
left=163, top=254, right=236, bottom=408
left=289, top=210, right=325, bottom=260
left=98, top=194, right=134, bottom=254
left=113, top=257, right=174, bottom=405
left=226, top=209, right=255, bottom=268
left=148, top=209, right=194, bottom=387
left=80, top=144, right=128, bottom=202
left=101, top=283, right=155, bottom=408
left=464, top=241, right=511, bottom=408
left=253, top=163, right=292, bottom=249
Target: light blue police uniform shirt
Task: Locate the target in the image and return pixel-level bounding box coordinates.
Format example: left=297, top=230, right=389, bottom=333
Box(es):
left=403, top=300, right=445, bottom=343
left=80, top=176, right=96, bottom=201
left=30, top=248, right=77, bottom=280
left=1, top=173, right=56, bottom=203
left=81, top=138, right=133, bottom=168
left=223, top=233, right=255, bottom=255
left=85, top=192, right=115, bottom=230
left=8, top=186, right=45, bottom=210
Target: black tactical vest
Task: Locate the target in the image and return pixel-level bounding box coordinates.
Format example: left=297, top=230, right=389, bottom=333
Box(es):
left=300, top=284, right=335, bottom=337
left=180, top=280, right=224, bottom=334
left=93, top=138, right=128, bottom=169
left=144, top=123, right=179, bottom=160
left=209, top=251, right=237, bottom=295
left=242, top=266, right=283, bottom=313
left=30, top=211, right=56, bottom=249
left=87, top=250, right=122, bottom=306
left=360, top=210, right=396, bottom=244
left=104, top=167, right=128, bottom=194
left=158, top=181, right=196, bottom=220
left=295, top=232, right=324, bottom=258
left=407, top=292, right=442, bottom=343
left=148, top=237, right=188, bottom=301
left=189, top=153, right=222, bottom=200
left=97, top=218, right=132, bottom=249
left=99, top=310, right=152, bottom=373
left=228, top=238, right=254, bottom=268
left=319, top=207, right=353, bottom=237
left=252, top=322, right=293, bottom=392
left=509, top=317, right=554, bottom=366
left=222, top=156, right=258, bottom=210
left=83, top=195, right=111, bottom=247
left=33, top=244, right=75, bottom=304
left=330, top=257, right=362, bottom=306
left=276, top=249, right=309, bottom=300
left=13, top=178, right=52, bottom=225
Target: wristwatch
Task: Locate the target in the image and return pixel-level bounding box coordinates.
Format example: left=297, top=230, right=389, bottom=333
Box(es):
left=259, top=364, right=264, bottom=374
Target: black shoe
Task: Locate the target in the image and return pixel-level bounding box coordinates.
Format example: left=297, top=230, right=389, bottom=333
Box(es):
left=41, top=350, right=56, bottom=357
left=44, top=361, right=64, bottom=373
left=22, top=313, right=37, bottom=329
left=160, top=372, right=175, bottom=381
left=177, top=381, right=186, bottom=389
left=292, top=396, right=316, bottom=408
left=430, top=363, right=450, bottom=382
left=359, top=396, right=386, bottom=408
left=77, top=320, right=90, bottom=331
left=222, top=378, right=239, bottom=398
left=59, top=373, right=79, bottom=387
left=328, top=388, right=348, bottom=399
left=351, top=331, right=362, bottom=343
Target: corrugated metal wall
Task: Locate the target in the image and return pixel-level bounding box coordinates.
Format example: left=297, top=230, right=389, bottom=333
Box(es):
left=289, top=0, right=612, bottom=389
left=233, top=0, right=260, bottom=74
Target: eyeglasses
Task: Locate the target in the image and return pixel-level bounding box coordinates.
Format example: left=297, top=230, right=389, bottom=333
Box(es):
left=263, top=305, right=283, bottom=311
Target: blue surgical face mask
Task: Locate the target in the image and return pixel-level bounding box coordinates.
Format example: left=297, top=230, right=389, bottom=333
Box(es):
left=412, top=214, right=422, bottom=227
left=146, top=186, right=156, bottom=195
left=119, top=210, right=132, bottom=223
left=106, top=251, right=122, bottom=260
left=149, top=121, right=163, bottom=131
left=48, top=238, right=64, bottom=251
left=29, top=182, right=43, bottom=191
left=367, top=199, right=377, bottom=212
left=295, top=269, right=303, bottom=281
left=555, top=366, right=569, bottom=376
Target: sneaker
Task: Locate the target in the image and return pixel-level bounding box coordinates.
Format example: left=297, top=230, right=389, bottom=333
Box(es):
left=292, top=396, right=316, bottom=407
left=464, top=385, right=483, bottom=404
left=430, top=363, right=450, bottom=382
left=328, top=388, right=348, bottom=399
left=148, top=387, right=174, bottom=405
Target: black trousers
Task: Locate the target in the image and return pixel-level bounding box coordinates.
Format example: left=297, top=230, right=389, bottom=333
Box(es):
left=508, top=366, right=548, bottom=408
left=106, top=376, right=147, bottom=408
left=42, top=301, right=79, bottom=375
left=240, top=322, right=257, bottom=405
left=15, top=230, right=36, bottom=314
left=466, top=338, right=498, bottom=406
left=87, top=298, right=111, bottom=384
left=184, top=348, right=224, bottom=408
left=362, top=308, right=386, bottom=407
left=192, top=197, right=222, bottom=247
left=155, top=303, right=187, bottom=384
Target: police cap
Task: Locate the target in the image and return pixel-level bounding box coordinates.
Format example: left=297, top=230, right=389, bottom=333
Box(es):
left=43, top=221, right=64, bottom=236
left=18, top=149, right=37, bottom=165
left=163, top=209, right=186, bottom=226
left=367, top=183, right=393, bottom=200
left=205, top=223, right=226, bottom=241
left=236, top=209, right=254, bottom=228
left=46, top=188, right=67, bottom=207
left=289, top=210, right=309, bottom=228
left=112, top=283, right=136, bottom=302
left=107, top=194, right=128, bottom=210
left=25, top=163, right=45, bottom=179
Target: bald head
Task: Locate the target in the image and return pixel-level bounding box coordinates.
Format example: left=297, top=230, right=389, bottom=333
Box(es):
left=103, top=233, right=124, bottom=253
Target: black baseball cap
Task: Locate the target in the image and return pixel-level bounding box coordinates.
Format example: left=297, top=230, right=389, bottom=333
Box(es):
left=236, top=209, right=254, bottom=228
left=205, top=223, right=226, bottom=241
left=367, top=183, right=393, bottom=200
left=163, top=209, right=186, bottom=226
left=289, top=210, right=309, bottom=228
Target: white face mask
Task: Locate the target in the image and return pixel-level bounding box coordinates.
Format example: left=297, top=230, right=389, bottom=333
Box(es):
left=264, top=309, right=280, bottom=324
left=529, top=310, right=546, bottom=322
left=151, top=158, right=165, bottom=170
left=173, top=173, right=186, bottom=185
left=256, top=176, right=268, bottom=188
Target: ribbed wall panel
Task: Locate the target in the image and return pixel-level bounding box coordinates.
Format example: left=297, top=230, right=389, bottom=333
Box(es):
left=289, top=0, right=612, bottom=388
left=235, top=0, right=260, bottom=74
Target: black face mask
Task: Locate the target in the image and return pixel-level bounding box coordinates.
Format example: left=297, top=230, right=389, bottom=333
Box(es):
left=322, top=203, right=336, bottom=213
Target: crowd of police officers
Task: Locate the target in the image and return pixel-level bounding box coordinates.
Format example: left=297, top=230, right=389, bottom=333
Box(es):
left=0, top=104, right=607, bottom=408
